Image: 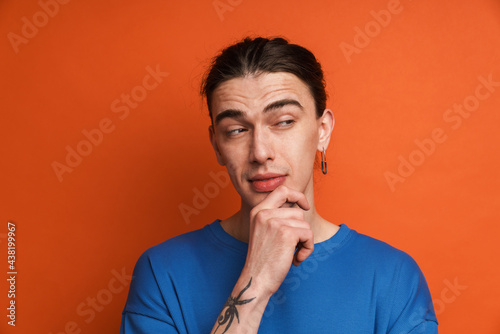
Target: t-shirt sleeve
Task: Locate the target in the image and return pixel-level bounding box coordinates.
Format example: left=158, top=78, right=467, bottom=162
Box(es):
left=120, top=251, right=179, bottom=334
left=388, top=255, right=439, bottom=334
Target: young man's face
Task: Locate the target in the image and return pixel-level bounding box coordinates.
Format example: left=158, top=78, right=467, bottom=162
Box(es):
left=209, top=72, right=332, bottom=209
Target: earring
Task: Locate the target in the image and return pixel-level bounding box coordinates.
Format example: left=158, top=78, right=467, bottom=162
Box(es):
left=321, top=148, right=327, bottom=175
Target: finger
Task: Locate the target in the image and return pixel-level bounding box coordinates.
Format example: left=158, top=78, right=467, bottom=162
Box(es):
left=262, top=185, right=310, bottom=211
left=292, top=229, right=314, bottom=266
left=257, top=208, right=306, bottom=222
left=269, top=218, right=311, bottom=230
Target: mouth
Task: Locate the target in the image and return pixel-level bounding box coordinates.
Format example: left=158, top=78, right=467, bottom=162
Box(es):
left=249, top=173, right=287, bottom=192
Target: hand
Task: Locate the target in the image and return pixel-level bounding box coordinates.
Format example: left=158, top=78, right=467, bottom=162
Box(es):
left=243, top=185, right=314, bottom=297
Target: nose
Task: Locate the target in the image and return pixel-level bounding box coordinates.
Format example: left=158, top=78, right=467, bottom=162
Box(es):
left=249, top=127, right=274, bottom=164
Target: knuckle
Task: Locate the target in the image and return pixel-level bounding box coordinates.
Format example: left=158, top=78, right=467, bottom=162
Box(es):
left=250, top=206, right=260, bottom=219
left=250, top=211, right=257, bottom=222
left=268, top=218, right=283, bottom=230
left=276, top=184, right=288, bottom=196
left=278, top=225, right=292, bottom=238
left=252, top=208, right=266, bottom=222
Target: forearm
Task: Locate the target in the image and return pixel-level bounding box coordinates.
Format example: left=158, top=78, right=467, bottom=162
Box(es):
left=211, top=187, right=313, bottom=333
left=211, top=272, right=271, bottom=334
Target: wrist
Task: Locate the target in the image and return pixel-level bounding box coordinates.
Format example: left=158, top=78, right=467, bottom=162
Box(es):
left=212, top=271, right=271, bottom=333
left=238, top=266, right=274, bottom=301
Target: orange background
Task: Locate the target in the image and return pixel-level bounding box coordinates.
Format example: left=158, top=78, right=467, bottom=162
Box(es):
left=1, top=0, right=499, bottom=333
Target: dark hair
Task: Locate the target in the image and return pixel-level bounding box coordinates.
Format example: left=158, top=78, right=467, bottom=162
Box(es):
left=201, top=37, right=327, bottom=121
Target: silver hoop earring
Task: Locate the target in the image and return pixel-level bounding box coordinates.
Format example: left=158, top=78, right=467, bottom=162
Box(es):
left=321, top=148, right=327, bottom=175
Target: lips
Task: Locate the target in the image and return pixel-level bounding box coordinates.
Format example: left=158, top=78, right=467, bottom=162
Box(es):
left=249, top=173, right=287, bottom=192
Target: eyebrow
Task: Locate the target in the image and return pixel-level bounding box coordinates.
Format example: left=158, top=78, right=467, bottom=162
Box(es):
left=214, top=98, right=303, bottom=125
left=214, top=109, right=244, bottom=125
left=263, top=99, right=303, bottom=113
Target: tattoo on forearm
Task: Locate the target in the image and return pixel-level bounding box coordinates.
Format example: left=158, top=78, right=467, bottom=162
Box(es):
left=213, top=277, right=256, bottom=334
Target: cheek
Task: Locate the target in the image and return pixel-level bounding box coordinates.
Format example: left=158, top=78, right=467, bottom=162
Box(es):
left=289, top=127, right=319, bottom=171
left=220, top=149, right=245, bottom=184
left=293, top=122, right=319, bottom=148
left=225, top=159, right=238, bottom=178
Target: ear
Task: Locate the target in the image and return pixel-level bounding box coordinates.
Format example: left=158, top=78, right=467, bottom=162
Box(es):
left=317, top=109, right=335, bottom=152
left=209, top=125, right=226, bottom=166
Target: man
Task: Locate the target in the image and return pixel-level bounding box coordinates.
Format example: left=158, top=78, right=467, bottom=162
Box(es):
left=121, top=37, right=438, bottom=333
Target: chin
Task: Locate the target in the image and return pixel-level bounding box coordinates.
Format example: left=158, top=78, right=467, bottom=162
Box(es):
left=240, top=191, right=268, bottom=209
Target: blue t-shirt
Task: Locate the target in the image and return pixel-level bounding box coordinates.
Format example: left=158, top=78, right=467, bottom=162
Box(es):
left=121, top=221, right=438, bottom=333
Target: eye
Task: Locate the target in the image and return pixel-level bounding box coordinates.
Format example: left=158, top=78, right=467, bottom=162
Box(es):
left=275, top=119, right=295, bottom=127
left=226, top=128, right=247, bottom=137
